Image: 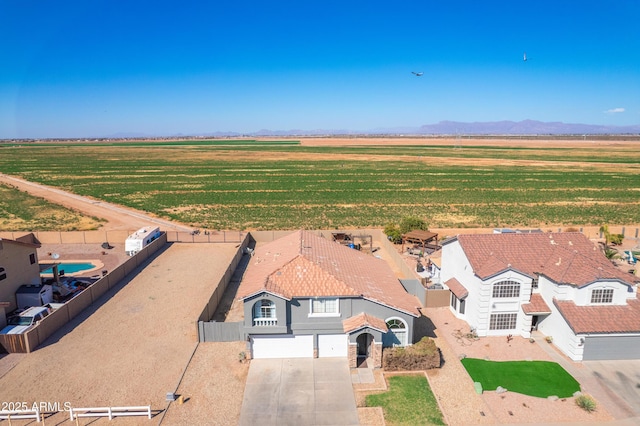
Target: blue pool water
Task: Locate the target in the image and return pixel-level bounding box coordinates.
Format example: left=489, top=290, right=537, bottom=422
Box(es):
left=42, top=262, right=96, bottom=274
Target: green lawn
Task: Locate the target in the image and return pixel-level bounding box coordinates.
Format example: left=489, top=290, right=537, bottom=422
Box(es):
left=365, top=375, right=445, bottom=426
left=461, top=358, right=580, bottom=398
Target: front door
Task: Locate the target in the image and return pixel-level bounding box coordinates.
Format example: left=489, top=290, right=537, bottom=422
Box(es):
left=531, top=315, right=539, bottom=331
left=356, top=333, right=373, bottom=367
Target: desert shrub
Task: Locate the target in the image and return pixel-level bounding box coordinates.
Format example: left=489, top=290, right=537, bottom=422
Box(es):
left=384, top=223, right=402, bottom=243
left=576, top=394, right=597, bottom=413
left=609, top=233, right=624, bottom=245
left=383, top=337, right=440, bottom=371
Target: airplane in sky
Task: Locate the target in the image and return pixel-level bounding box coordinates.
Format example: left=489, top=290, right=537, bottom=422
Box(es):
left=523, top=52, right=528, bottom=62
left=411, top=71, right=424, bottom=76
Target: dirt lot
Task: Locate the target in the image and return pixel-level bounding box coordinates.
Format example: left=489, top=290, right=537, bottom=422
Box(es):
left=0, top=243, right=247, bottom=424
left=298, top=136, right=640, bottom=149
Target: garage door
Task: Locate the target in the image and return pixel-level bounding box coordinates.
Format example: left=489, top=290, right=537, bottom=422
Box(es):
left=583, top=335, right=640, bottom=360
left=318, top=334, right=348, bottom=358
left=251, top=334, right=313, bottom=359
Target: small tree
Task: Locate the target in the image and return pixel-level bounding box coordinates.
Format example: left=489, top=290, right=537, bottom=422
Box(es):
left=399, top=216, right=429, bottom=234
left=384, top=223, right=402, bottom=244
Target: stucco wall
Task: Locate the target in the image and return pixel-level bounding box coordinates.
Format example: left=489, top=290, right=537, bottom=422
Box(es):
left=441, top=239, right=536, bottom=337
left=0, top=241, right=41, bottom=312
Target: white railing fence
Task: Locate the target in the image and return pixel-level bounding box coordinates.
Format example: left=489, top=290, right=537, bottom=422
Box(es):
left=69, top=405, right=152, bottom=421
left=0, top=408, right=42, bottom=422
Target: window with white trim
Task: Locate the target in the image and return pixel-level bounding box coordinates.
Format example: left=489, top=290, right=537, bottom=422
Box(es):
left=257, top=299, right=276, bottom=318
left=311, top=298, right=339, bottom=314
left=492, top=280, right=520, bottom=298
left=489, top=313, right=517, bottom=330
left=252, top=299, right=277, bottom=326
left=386, top=318, right=408, bottom=347
left=590, top=288, right=614, bottom=304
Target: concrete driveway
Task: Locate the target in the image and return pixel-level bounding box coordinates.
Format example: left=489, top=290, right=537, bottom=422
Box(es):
left=581, top=360, right=640, bottom=419
left=239, top=358, right=359, bottom=426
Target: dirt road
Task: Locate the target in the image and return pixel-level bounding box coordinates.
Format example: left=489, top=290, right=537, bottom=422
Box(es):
left=0, top=173, right=194, bottom=233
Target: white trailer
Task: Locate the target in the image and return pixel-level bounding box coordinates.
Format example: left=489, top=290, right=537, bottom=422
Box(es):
left=125, top=226, right=161, bottom=256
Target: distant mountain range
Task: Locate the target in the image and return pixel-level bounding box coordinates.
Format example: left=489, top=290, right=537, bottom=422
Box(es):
left=100, top=120, right=640, bottom=139
left=415, top=120, right=640, bottom=135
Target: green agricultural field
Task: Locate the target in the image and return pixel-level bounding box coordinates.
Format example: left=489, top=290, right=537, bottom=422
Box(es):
left=0, top=182, right=105, bottom=231
left=1, top=139, right=640, bottom=230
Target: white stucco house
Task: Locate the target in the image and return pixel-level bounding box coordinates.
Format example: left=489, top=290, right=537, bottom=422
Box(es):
left=440, top=232, right=640, bottom=361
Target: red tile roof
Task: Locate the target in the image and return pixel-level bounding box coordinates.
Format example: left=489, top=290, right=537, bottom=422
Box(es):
left=445, top=278, right=468, bottom=299
left=452, top=232, right=638, bottom=288
left=343, top=312, right=388, bottom=333
left=237, top=230, right=421, bottom=316
left=522, top=293, right=552, bottom=315
left=554, top=298, right=640, bottom=334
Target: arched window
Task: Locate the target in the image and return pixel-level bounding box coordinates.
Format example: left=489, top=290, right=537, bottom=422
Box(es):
left=252, top=299, right=276, bottom=326
left=385, top=318, right=408, bottom=347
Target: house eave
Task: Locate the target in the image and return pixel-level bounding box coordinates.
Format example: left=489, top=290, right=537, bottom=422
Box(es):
left=477, top=267, right=534, bottom=282
left=241, top=290, right=291, bottom=302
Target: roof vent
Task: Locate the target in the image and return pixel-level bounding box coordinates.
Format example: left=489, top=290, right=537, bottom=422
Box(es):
left=568, top=241, right=573, bottom=246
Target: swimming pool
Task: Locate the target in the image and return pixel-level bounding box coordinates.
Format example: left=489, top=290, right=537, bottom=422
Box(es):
left=41, top=262, right=97, bottom=275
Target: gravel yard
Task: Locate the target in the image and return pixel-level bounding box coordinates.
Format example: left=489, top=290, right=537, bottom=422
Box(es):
left=1, top=234, right=633, bottom=425
left=425, top=307, right=614, bottom=425
left=0, top=242, right=247, bottom=424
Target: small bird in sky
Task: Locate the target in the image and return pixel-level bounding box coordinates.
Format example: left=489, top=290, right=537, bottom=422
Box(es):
left=411, top=71, right=424, bottom=76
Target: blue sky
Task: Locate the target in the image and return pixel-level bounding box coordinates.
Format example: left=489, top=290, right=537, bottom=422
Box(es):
left=1, top=0, right=639, bottom=138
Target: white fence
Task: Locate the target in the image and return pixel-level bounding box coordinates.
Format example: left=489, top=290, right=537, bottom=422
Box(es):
left=69, top=405, right=152, bottom=421
left=0, top=408, right=42, bottom=422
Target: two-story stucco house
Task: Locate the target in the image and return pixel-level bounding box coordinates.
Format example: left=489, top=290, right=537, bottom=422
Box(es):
left=441, top=232, right=640, bottom=361
left=236, top=230, right=422, bottom=367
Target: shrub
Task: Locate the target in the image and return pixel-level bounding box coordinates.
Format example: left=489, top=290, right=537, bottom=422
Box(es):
left=399, top=216, right=429, bottom=234
left=384, top=223, right=402, bottom=244
left=610, top=233, right=624, bottom=245
left=576, top=394, right=597, bottom=413
left=383, top=337, right=440, bottom=371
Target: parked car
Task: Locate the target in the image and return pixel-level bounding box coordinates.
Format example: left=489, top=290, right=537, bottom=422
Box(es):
left=0, top=306, right=50, bottom=334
